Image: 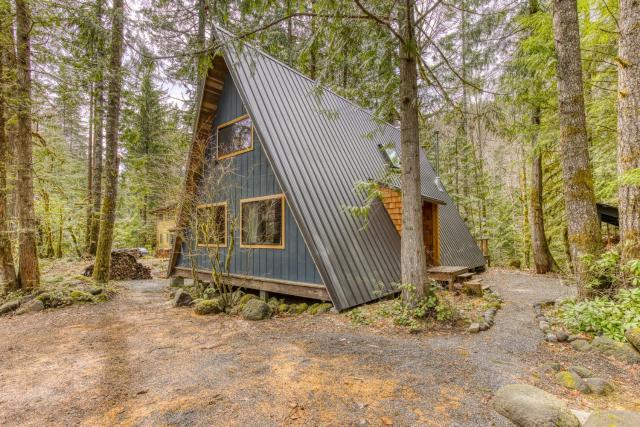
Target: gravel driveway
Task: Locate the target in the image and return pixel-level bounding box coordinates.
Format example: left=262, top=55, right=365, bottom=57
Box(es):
left=1, top=269, right=637, bottom=426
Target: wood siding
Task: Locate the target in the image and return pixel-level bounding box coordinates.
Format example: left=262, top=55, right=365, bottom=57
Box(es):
left=379, top=186, right=440, bottom=265
left=176, top=73, right=323, bottom=285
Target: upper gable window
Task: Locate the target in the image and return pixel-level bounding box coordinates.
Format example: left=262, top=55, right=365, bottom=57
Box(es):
left=216, top=114, right=253, bottom=159
left=378, top=144, right=400, bottom=169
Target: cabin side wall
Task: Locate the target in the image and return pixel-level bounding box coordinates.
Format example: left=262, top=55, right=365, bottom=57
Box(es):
left=176, top=73, right=323, bottom=285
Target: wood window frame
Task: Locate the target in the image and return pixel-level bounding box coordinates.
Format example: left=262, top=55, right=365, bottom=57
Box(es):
left=239, top=194, right=286, bottom=250
left=196, top=202, right=228, bottom=248
left=216, top=114, right=254, bottom=160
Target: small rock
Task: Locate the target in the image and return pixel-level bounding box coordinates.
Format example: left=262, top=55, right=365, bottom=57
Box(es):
left=556, top=331, right=569, bottom=342
left=493, top=384, right=580, bottom=427
left=540, top=362, right=562, bottom=373
left=556, top=370, right=591, bottom=393
left=592, top=335, right=640, bottom=364
left=584, top=410, right=640, bottom=427
left=533, top=304, right=542, bottom=315
left=539, top=321, right=550, bottom=332
left=584, top=378, right=614, bottom=395
left=571, top=409, right=592, bottom=425
left=15, top=299, right=44, bottom=314
left=88, top=286, right=104, bottom=295
left=469, top=323, right=481, bottom=333
left=571, top=339, right=592, bottom=352
left=567, top=335, right=581, bottom=342
left=568, top=365, right=593, bottom=378
left=193, top=298, right=224, bottom=315
left=241, top=299, right=272, bottom=321
left=625, top=327, right=640, bottom=352
left=479, top=322, right=489, bottom=331
left=546, top=333, right=558, bottom=342
left=0, top=299, right=21, bottom=314
left=173, top=289, right=192, bottom=307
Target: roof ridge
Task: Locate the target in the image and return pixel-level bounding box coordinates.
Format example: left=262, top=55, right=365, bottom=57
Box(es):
left=213, top=24, right=400, bottom=132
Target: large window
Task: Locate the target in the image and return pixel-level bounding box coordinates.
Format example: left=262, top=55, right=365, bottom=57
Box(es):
left=240, top=195, right=285, bottom=249
left=196, top=202, right=227, bottom=247
left=216, top=115, right=253, bottom=159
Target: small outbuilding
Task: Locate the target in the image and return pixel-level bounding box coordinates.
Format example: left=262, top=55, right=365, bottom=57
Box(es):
left=166, top=27, right=485, bottom=311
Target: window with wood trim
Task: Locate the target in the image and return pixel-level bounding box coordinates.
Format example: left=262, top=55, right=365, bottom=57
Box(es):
left=196, top=202, right=227, bottom=247
left=240, top=195, right=285, bottom=249
left=216, top=115, right=253, bottom=159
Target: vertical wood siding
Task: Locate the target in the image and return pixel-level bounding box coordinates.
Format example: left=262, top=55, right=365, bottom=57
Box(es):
left=176, top=74, right=323, bottom=284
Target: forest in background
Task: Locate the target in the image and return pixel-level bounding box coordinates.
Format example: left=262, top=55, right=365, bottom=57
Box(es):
left=0, top=0, right=636, bottom=282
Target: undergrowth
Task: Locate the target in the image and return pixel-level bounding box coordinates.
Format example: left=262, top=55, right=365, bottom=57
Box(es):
left=557, top=287, right=640, bottom=341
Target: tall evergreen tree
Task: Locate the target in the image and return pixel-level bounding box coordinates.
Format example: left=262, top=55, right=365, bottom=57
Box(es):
left=15, top=0, right=39, bottom=289
left=93, top=0, right=125, bottom=283
left=617, top=0, right=640, bottom=263
left=551, top=0, right=600, bottom=295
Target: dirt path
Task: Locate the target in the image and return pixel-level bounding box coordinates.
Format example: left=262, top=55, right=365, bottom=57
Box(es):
left=0, top=269, right=638, bottom=426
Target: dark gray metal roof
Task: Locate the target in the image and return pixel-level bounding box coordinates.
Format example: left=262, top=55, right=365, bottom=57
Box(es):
left=214, top=28, right=485, bottom=310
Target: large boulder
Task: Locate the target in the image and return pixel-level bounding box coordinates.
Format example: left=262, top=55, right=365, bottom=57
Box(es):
left=173, top=289, right=192, bottom=307
left=592, top=335, right=640, bottom=364
left=625, top=327, right=640, bottom=352
left=16, top=299, right=44, bottom=315
left=584, top=410, right=640, bottom=427
left=241, top=299, right=272, bottom=321
left=492, top=384, right=581, bottom=427
left=0, top=299, right=21, bottom=315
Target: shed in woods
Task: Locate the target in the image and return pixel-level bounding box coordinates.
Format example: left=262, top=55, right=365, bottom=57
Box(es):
left=154, top=204, right=176, bottom=257
left=166, top=27, right=485, bottom=311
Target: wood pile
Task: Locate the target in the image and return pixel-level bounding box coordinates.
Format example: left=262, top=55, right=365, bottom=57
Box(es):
left=83, top=251, right=152, bottom=280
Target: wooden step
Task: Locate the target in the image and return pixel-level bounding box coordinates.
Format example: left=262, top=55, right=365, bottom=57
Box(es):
left=457, top=272, right=475, bottom=282
left=463, top=280, right=483, bottom=296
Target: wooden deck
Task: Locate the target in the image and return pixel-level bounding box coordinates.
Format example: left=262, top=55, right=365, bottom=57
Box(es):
left=427, top=266, right=469, bottom=290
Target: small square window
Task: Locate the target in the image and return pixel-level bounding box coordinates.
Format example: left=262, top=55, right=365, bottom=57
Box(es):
left=217, top=115, right=253, bottom=159
left=196, top=203, right=227, bottom=247
left=240, top=195, right=285, bottom=249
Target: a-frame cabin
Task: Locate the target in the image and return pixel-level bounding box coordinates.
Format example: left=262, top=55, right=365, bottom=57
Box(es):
left=167, top=28, right=485, bottom=311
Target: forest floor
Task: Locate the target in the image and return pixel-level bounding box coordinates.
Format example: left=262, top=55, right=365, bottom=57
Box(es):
left=0, top=265, right=639, bottom=426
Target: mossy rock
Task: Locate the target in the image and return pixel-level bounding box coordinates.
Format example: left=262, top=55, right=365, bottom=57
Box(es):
left=238, top=293, right=257, bottom=305
left=625, top=327, right=640, bottom=352
left=241, top=299, right=272, bottom=320
left=88, top=286, right=104, bottom=296
left=290, top=303, right=308, bottom=314
left=69, top=290, right=94, bottom=303
left=556, top=371, right=590, bottom=393
left=194, top=298, right=224, bottom=315
left=315, top=302, right=333, bottom=314
left=307, top=303, right=320, bottom=315
left=277, top=303, right=289, bottom=313
left=36, top=292, right=68, bottom=308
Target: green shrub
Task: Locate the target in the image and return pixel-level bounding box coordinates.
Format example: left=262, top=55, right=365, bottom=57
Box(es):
left=347, top=307, right=370, bottom=325
left=558, top=288, right=640, bottom=341
left=581, top=247, right=640, bottom=292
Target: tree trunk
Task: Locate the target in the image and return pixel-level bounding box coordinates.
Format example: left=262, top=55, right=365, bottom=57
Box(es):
left=0, top=20, right=16, bottom=291
left=89, top=0, right=105, bottom=256
left=90, top=81, right=104, bottom=255
left=529, top=106, right=557, bottom=273
left=93, top=0, right=125, bottom=283
left=552, top=0, right=601, bottom=296
left=85, top=86, right=94, bottom=250
left=15, top=0, right=39, bottom=289
left=398, top=1, right=429, bottom=302
left=617, top=0, right=640, bottom=263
